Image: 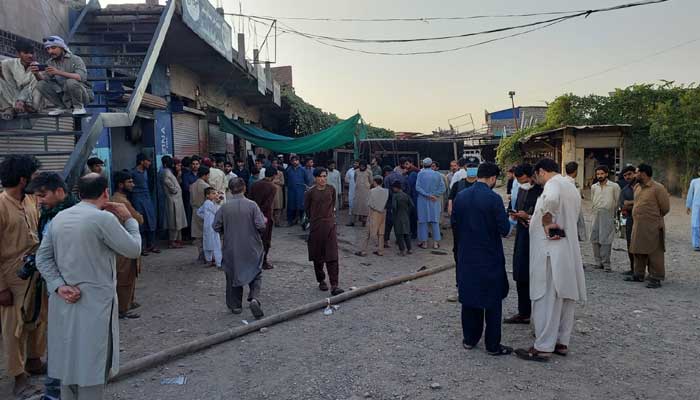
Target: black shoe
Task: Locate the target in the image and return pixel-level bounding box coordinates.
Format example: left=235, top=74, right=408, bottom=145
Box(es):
left=319, top=281, right=329, bottom=291
left=231, top=307, right=243, bottom=314
left=621, top=270, right=634, bottom=276
left=624, top=276, right=644, bottom=282
left=488, top=345, right=513, bottom=356
left=462, top=342, right=476, bottom=350
left=646, top=280, right=662, bottom=289
left=119, top=311, right=140, bottom=319
left=503, top=314, right=531, bottom=324
left=249, top=299, right=264, bottom=319
left=331, top=288, right=345, bottom=296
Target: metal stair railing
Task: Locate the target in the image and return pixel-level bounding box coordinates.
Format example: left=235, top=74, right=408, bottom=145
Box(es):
left=62, top=0, right=175, bottom=188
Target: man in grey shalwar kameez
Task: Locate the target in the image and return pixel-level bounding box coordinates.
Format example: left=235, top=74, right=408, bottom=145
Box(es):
left=214, top=177, right=267, bottom=319
left=36, top=174, right=142, bottom=399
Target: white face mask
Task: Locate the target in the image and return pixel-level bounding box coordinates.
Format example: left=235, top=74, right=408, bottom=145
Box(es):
left=520, top=182, right=533, bottom=191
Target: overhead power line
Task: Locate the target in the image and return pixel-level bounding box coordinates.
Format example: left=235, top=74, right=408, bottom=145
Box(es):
left=559, top=37, right=700, bottom=86
left=271, top=0, right=669, bottom=44
left=226, top=9, right=588, bottom=23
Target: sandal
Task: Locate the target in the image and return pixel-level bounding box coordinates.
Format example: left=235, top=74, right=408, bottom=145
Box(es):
left=515, top=347, right=551, bottom=362
left=354, top=251, right=368, bottom=257
left=372, top=251, right=383, bottom=256
left=417, top=243, right=428, bottom=249
left=488, top=345, right=513, bottom=356
left=0, top=108, right=14, bottom=120
left=433, top=243, right=440, bottom=249
left=553, top=344, right=568, bottom=356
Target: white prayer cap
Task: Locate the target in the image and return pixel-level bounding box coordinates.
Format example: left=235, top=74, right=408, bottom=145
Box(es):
left=422, top=157, right=433, bottom=167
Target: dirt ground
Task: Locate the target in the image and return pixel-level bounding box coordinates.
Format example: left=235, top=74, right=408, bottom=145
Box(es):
left=2, top=189, right=699, bottom=399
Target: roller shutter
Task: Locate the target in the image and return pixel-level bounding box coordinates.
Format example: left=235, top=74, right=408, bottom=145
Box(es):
left=208, top=123, right=226, bottom=154
left=172, top=113, right=200, bottom=159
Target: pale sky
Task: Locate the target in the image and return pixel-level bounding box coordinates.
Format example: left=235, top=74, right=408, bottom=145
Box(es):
left=103, top=0, right=699, bottom=133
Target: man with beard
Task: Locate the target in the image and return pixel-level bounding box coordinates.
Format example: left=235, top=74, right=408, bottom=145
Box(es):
left=180, top=157, right=198, bottom=240
left=618, top=165, right=637, bottom=274
left=27, top=171, right=75, bottom=399
left=415, top=158, right=446, bottom=249
left=305, top=168, right=345, bottom=296
left=453, top=162, right=512, bottom=356
left=590, top=165, right=620, bottom=272
left=131, top=153, right=159, bottom=256
left=383, top=165, right=406, bottom=248
left=625, top=164, right=670, bottom=289
left=111, top=171, right=144, bottom=319
left=34, top=36, right=93, bottom=116
left=504, top=163, right=543, bottom=325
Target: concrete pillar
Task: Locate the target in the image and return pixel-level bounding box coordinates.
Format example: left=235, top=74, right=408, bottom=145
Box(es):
left=253, top=49, right=259, bottom=64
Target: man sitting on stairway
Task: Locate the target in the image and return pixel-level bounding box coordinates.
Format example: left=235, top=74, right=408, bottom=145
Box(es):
left=0, top=38, right=42, bottom=120
left=33, top=36, right=93, bottom=116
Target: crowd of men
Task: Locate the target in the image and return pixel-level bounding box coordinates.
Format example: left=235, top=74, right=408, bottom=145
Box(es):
left=2, top=144, right=696, bottom=399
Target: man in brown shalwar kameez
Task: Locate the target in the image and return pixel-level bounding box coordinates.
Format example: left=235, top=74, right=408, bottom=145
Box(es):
left=271, top=159, right=285, bottom=226
left=305, top=168, right=345, bottom=296
left=348, top=160, right=372, bottom=227
left=190, top=166, right=211, bottom=263
left=625, top=163, right=670, bottom=289
left=112, top=171, right=143, bottom=319
left=250, top=168, right=278, bottom=270
left=214, top=178, right=267, bottom=319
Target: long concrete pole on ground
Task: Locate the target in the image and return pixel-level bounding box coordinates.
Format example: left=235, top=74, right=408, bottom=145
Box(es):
left=112, top=262, right=455, bottom=381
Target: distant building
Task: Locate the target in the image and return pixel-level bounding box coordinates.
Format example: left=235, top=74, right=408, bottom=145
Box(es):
left=485, top=106, right=548, bottom=137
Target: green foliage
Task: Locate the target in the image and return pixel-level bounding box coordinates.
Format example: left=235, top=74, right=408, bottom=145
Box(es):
left=495, top=125, right=544, bottom=168
left=281, top=88, right=393, bottom=138
left=495, top=82, right=700, bottom=181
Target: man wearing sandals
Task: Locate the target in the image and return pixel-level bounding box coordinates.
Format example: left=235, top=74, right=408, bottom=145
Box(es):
left=0, top=39, right=42, bottom=120
left=453, top=162, right=513, bottom=356
left=515, top=158, right=587, bottom=362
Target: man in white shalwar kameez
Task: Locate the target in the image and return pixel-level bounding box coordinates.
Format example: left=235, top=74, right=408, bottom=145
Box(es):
left=345, top=160, right=358, bottom=216
left=515, top=159, right=586, bottom=362
left=589, top=165, right=620, bottom=271
left=36, top=174, right=142, bottom=399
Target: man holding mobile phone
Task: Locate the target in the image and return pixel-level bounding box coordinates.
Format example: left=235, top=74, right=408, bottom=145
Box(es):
left=515, top=158, right=587, bottom=363
left=0, top=38, right=41, bottom=120
left=32, top=36, right=93, bottom=116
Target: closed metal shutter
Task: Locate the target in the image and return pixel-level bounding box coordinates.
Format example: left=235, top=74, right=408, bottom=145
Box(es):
left=172, top=113, right=200, bottom=159
left=208, top=123, right=226, bottom=154
left=0, top=117, right=75, bottom=172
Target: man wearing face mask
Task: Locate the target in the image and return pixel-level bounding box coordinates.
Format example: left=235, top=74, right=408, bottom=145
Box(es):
left=504, top=163, right=543, bottom=325
left=446, top=163, right=479, bottom=302
left=590, top=165, right=620, bottom=272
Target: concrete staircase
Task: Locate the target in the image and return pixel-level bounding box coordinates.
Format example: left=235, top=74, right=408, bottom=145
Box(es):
left=0, top=0, right=174, bottom=188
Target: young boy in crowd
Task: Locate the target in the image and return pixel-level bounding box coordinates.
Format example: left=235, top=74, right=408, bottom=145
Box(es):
left=356, top=176, right=389, bottom=257
left=197, top=187, right=222, bottom=267
left=391, top=180, right=414, bottom=256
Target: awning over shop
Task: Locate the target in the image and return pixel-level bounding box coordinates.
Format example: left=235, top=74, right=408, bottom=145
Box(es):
left=219, top=113, right=366, bottom=156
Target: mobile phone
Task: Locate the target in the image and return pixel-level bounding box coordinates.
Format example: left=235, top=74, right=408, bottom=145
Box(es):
left=548, top=228, right=567, bottom=238
left=36, top=64, right=47, bottom=71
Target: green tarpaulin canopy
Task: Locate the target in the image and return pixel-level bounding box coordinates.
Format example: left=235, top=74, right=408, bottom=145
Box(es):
left=219, top=113, right=366, bottom=157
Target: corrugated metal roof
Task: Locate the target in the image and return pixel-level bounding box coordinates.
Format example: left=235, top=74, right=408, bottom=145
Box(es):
left=520, top=124, right=631, bottom=143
